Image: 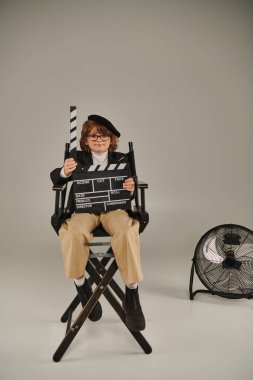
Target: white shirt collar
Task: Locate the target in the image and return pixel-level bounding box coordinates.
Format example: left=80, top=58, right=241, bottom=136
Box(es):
left=91, top=151, right=108, bottom=165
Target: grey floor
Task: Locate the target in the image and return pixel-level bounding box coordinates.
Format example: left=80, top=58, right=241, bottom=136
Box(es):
left=1, top=233, right=253, bottom=380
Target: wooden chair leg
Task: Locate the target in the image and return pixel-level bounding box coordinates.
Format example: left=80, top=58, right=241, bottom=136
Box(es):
left=53, top=257, right=152, bottom=362
left=61, top=295, right=80, bottom=322
left=90, top=257, right=125, bottom=301
left=53, top=260, right=118, bottom=362
left=87, top=260, right=152, bottom=355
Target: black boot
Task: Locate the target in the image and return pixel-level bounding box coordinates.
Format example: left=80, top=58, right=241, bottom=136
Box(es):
left=123, top=286, right=146, bottom=331
left=75, top=279, right=102, bottom=322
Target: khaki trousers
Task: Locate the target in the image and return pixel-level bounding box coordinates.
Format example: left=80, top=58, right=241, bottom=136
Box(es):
left=59, top=210, right=143, bottom=285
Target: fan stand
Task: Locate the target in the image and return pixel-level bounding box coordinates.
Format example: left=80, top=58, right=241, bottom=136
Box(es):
left=189, top=259, right=215, bottom=300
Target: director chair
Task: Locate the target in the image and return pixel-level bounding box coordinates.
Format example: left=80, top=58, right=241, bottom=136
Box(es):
left=51, top=142, right=152, bottom=362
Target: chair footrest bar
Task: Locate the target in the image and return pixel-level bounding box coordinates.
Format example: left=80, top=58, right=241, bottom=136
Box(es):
left=89, top=252, right=114, bottom=258
left=88, top=242, right=111, bottom=247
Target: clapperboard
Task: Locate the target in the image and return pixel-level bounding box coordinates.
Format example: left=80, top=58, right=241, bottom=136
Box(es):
left=73, top=163, right=132, bottom=213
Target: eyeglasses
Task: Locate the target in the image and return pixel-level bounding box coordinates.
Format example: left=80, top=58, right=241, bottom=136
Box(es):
left=88, top=134, right=110, bottom=142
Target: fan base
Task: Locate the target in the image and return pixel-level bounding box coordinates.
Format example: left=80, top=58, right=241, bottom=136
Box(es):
left=189, top=261, right=253, bottom=300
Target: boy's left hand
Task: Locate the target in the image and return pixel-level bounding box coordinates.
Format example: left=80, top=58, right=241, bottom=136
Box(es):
left=123, top=177, right=135, bottom=192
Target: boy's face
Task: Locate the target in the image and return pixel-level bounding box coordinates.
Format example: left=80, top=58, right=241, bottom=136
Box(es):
left=86, top=127, right=111, bottom=153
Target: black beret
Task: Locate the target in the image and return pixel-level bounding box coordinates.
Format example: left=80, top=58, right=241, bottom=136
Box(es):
left=88, top=114, right=120, bottom=137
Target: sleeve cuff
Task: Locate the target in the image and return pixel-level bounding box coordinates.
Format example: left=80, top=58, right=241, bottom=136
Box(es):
left=60, top=167, right=71, bottom=178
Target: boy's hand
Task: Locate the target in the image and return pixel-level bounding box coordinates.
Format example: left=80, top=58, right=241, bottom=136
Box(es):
left=123, top=177, right=135, bottom=192
left=63, top=158, right=77, bottom=176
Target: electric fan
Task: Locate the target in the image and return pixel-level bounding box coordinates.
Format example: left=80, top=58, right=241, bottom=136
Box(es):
left=189, top=224, right=253, bottom=300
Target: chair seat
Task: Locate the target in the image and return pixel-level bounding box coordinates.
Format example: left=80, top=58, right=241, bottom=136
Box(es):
left=93, top=224, right=110, bottom=238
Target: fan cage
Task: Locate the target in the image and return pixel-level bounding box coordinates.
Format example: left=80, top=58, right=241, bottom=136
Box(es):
left=190, top=224, right=253, bottom=300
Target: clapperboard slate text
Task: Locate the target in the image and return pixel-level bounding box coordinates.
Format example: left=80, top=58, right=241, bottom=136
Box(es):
left=73, top=163, right=132, bottom=213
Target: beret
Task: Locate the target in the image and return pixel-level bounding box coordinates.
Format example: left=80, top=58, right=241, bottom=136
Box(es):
left=88, top=114, right=120, bottom=137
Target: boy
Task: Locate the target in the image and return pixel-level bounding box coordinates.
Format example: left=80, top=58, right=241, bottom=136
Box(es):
left=50, top=114, right=145, bottom=331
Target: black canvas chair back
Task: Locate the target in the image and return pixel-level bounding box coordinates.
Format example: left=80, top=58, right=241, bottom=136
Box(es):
left=51, top=142, right=151, bottom=362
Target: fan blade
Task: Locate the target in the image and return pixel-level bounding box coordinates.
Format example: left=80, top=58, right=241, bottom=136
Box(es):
left=202, top=236, right=223, bottom=263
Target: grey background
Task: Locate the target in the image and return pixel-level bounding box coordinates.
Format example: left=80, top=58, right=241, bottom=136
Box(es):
left=1, top=0, right=253, bottom=379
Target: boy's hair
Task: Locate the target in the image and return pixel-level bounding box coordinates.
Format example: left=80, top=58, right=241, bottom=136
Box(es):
left=80, top=120, right=118, bottom=152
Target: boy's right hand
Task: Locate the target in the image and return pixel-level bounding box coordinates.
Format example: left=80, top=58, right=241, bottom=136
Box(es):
left=63, top=158, right=77, bottom=176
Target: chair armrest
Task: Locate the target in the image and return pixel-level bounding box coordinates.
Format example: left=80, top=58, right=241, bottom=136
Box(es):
left=52, top=184, right=67, bottom=216
left=134, top=180, right=148, bottom=214
left=137, top=181, right=148, bottom=189
left=52, top=184, right=67, bottom=191
left=51, top=184, right=69, bottom=234
left=130, top=179, right=149, bottom=232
